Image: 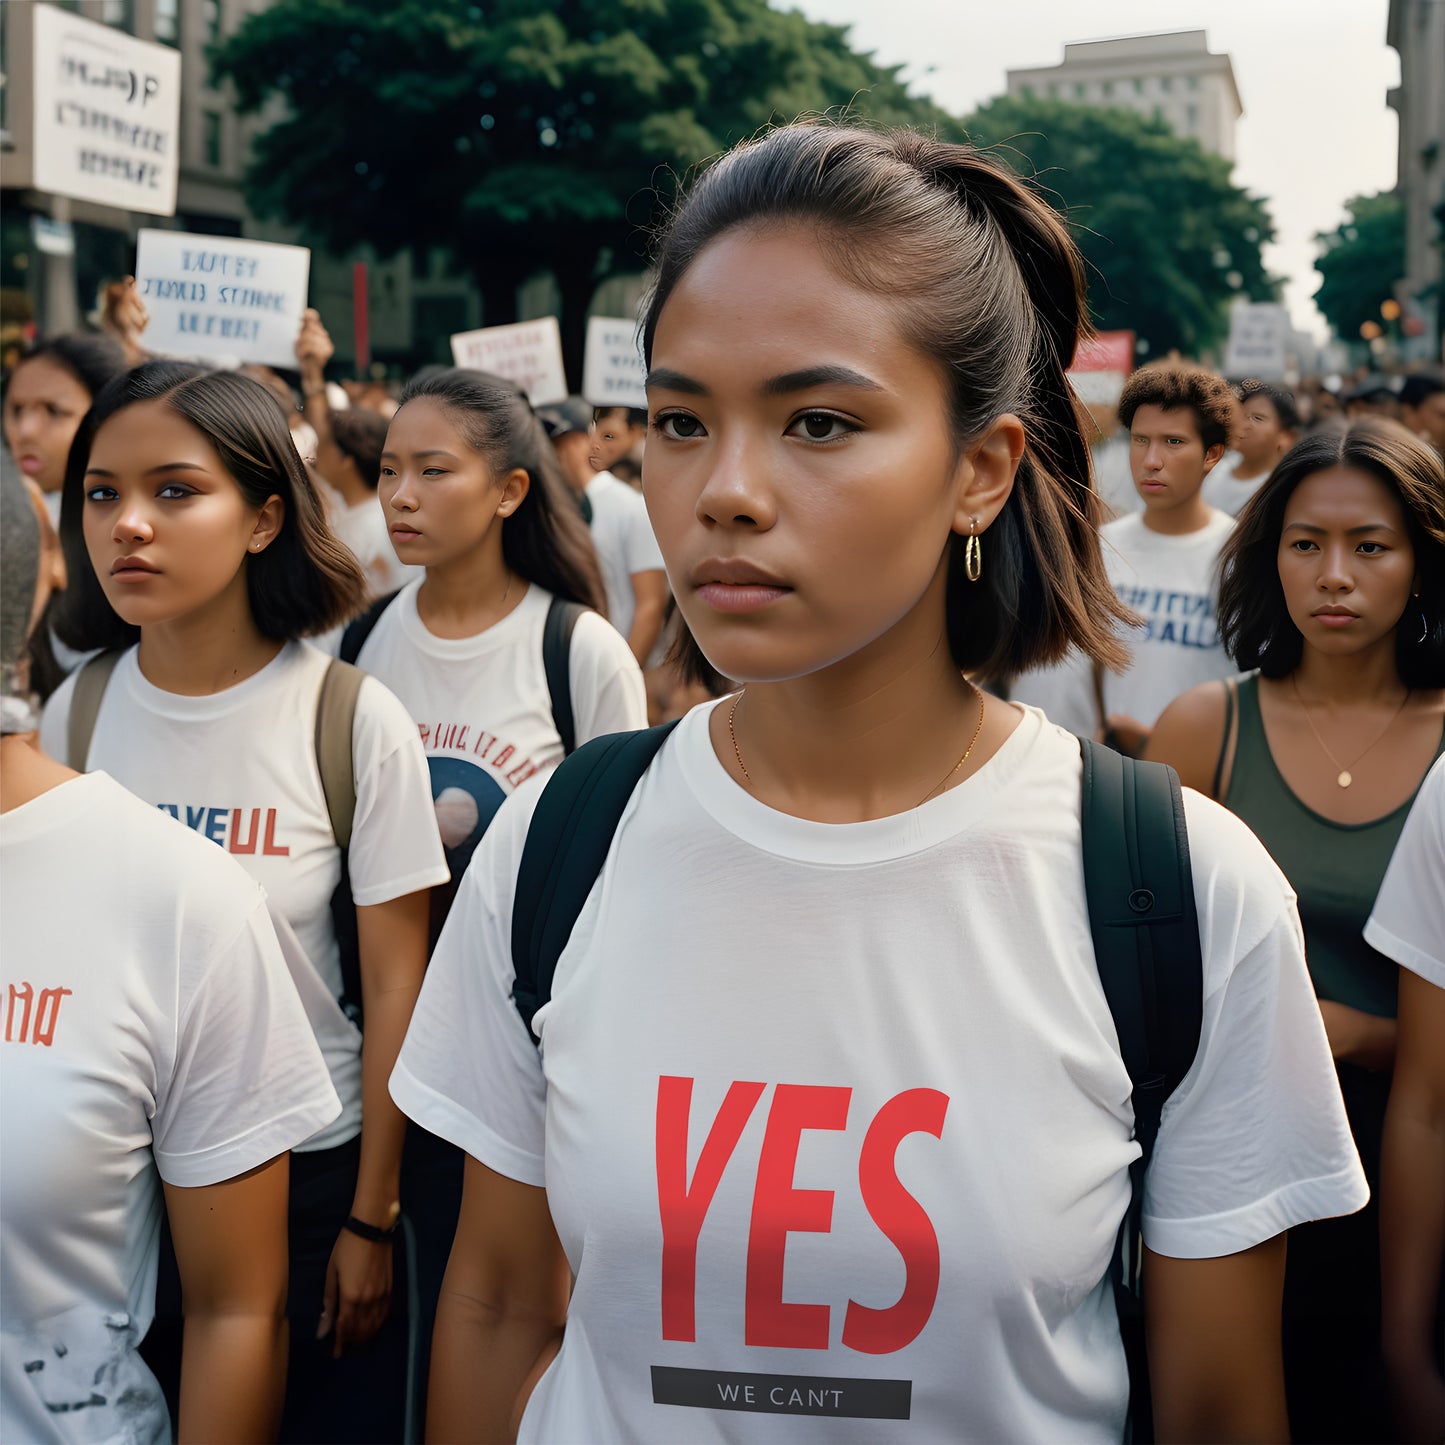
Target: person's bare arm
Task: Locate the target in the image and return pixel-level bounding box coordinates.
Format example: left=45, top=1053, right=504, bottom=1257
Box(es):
left=428, top=1155, right=571, bottom=1443
left=320, top=889, right=430, bottom=1357
left=1317, top=1001, right=1397, bottom=1071
left=1145, top=1236, right=1290, bottom=1443
left=295, top=308, right=336, bottom=454
left=166, top=1155, right=291, bottom=1444
left=626, top=569, right=669, bottom=667
left=1144, top=681, right=1231, bottom=798
left=1381, top=967, right=1445, bottom=1442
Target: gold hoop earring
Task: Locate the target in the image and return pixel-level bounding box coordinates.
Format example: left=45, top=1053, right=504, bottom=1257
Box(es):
left=964, top=518, right=983, bottom=584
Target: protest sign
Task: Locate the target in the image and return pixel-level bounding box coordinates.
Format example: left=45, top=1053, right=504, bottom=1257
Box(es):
left=1068, top=330, right=1134, bottom=406
left=581, top=317, right=647, bottom=409
left=136, top=230, right=311, bottom=369
left=449, top=318, right=569, bottom=405
left=32, top=5, right=181, bottom=217
left=1222, top=303, right=1291, bottom=380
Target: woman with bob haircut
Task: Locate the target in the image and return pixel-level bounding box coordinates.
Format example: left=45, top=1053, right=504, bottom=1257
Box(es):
left=1148, top=418, right=1445, bottom=1442
left=343, top=365, right=644, bottom=1428
left=391, top=120, right=1365, bottom=1444
left=41, top=361, right=449, bottom=1442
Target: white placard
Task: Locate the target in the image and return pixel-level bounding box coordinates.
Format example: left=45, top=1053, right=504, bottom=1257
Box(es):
left=1068, top=370, right=1127, bottom=406
left=136, top=229, right=311, bottom=369
left=450, top=318, right=569, bottom=405
left=1222, top=302, right=1291, bottom=380
left=581, top=317, right=646, bottom=409
left=31, top=5, right=182, bottom=217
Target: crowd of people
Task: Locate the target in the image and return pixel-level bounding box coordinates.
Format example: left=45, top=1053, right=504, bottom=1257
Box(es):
left=2, top=117, right=1443, bottom=1445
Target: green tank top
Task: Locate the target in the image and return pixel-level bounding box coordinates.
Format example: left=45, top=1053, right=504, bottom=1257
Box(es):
left=1223, top=674, right=1445, bottom=1018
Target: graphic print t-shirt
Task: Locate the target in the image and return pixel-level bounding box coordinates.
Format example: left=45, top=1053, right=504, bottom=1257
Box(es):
left=354, top=580, right=646, bottom=921
left=40, top=641, right=448, bottom=1150
left=1, top=772, right=339, bottom=1445
left=392, top=704, right=1367, bottom=1443
left=584, top=470, right=665, bottom=642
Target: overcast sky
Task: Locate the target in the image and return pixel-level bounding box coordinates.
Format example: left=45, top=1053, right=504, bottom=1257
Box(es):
left=790, top=0, right=1400, bottom=339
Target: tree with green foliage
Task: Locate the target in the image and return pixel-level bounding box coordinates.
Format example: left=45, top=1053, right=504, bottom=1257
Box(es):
left=962, top=96, right=1278, bottom=359
left=212, top=0, right=959, bottom=379
left=1312, top=192, right=1406, bottom=344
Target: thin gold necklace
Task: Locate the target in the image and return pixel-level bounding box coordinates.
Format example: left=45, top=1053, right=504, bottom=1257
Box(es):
left=1289, top=674, right=1412, bottom=789
left=727, top=684, right=988, bottom=809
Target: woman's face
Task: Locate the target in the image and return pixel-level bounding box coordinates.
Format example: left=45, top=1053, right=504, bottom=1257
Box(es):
left=379, top=398, right=523, bottom=570
left=644, top=224, right=1009, bottom=684
left=3, top=356, right=93, bottom=495
left=82, top=400, right=280, bottom=630
left=1278, top=465, right=1417, bottom=659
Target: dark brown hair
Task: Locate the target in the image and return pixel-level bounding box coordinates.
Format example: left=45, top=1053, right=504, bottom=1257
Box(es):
left=1236, top=379, right=1300, bottom=434
left=639, top=120, right=1132, bottom=683
left=54, top=361, right=367, bottom=651
left=397, top=369, right=606, bottom=614
left=1117, top=361, right=1237, bottom=452
left=1218, top=419, right=1445, bottom=686
left=331, top=407, right=389, bottom=489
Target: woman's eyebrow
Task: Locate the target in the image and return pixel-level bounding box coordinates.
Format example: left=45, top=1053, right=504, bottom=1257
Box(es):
left=645, top=364, right=886, bottom=397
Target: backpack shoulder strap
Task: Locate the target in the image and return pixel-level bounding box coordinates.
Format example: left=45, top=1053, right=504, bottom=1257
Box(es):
left=511, top=722, right=678, bottom=1040
left=1079, top=737, right=1203, bottom=1292
left=339, top=590, right=400, bottom=666
left=315, top=658, right=365, bottom=850
left=66, top=649, right=124, bottom=770
left=543, top=597, right=585, bottom=757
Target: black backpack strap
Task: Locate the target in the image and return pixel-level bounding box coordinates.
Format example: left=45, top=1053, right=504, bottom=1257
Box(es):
left=510, top=722, right=678, bottom=1040
left=66, top=648, right=123, bottom=770
left=543, top=597, right=584, bottom=757
left=339, top=590, right=400, bottom=666
left=315, top=658, right=365, bottom=1026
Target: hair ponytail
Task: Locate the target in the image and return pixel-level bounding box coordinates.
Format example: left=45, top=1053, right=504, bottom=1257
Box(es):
left=397, top=369, right=607, bottom=615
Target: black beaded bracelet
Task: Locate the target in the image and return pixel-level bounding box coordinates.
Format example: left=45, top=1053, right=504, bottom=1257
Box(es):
left=343, top=1213, right=398, bottom=1243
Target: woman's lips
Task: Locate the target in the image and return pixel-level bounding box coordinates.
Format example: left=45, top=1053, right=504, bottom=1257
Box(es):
left=1313, top=611, right=1359, bottom=628
left=110, top=558, right=159, bottom=581
left=17, top=457, right=43, bottom=476
left=696, top=582, right=791, bottom=613
left=390, top=525, right=422, bottom=542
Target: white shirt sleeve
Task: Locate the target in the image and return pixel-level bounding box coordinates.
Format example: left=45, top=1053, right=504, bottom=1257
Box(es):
left=1142, top=792, right=1370, bottom=1258
left=155, top=895, right=341, bottom=1187
left=346, top=675, right=451, bottom=906
left=623, top=496, right=665, bottom=577
left=1364, top=753, right=1445, bottom=989
left=570, top=610, right=648, bottom=745
left=390, top=777, right=548, bottom=1185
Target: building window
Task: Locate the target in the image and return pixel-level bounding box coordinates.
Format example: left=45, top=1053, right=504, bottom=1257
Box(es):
left=203, top=0, right=222, bottom=42
left=1102, top=80, right=1114, bottom=98
left=1019, top=84, right=1034, bottom=98
left=155, top=0, right=180, bottom=45
left=203, top=111, right=223, bottom=168
left=101, top=0, right=133, bottom=27
left=1133, top=77, right=1144, bottom=95
left=1074, top=82, right=1086, bottom=99
left=1185, top=102, right=1198, bottom=129
left=1187, top=74, right=1200, bottom=91
left=1047, top=82, right=1058, bottom=98
left=1160, top=75, right=1173, bottom=93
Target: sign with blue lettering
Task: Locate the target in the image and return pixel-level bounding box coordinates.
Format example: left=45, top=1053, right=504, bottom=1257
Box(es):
left=582, top=317, right=646, bottom=409
left=31, top=5, right=181, bottom=216
left=135, top=229, right=311, bottom=369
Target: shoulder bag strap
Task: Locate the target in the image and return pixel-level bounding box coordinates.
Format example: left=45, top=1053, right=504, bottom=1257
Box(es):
left=511, top=721, right=678, bottom=1040
left=542, top=597, right=585, bottom=757
left=1210, top=678, right=1239, bottom=802
left=66, top=649, right=123, bottom=770
left=339, top=590, right=400, bottom=666
left=315, top=658, right=365, bottom=850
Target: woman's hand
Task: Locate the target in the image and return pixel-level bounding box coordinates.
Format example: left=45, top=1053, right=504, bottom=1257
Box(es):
left=101, top=277, right=150, bottom=365
left=318, top=1226, right=393, bottom=1358
left=295, top=307, right=335, bottom=375
left=1318, top=999, right=1397, bottom=1071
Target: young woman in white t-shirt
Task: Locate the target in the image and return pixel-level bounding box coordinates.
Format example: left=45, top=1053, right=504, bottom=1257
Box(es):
left=41, top=362, right=449, bottom=1442
left=392, top=122, right=1367, bottom=1443
left=1, top=456, right=341, bottom=1441
left=347, top=366, right=645, bottom=1426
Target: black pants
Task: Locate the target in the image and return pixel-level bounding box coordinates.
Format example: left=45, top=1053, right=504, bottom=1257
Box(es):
left=280, top=1137, right=408, bottom=1444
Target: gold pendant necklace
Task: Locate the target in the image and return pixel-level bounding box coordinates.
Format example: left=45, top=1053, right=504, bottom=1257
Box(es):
left=1289, top=675, right=1412, bottom=789
left=727, top=684, right=988, bottom=808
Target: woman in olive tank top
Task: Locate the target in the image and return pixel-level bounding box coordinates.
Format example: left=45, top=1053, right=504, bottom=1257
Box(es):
left=1149, top=419, right=1445, bottom=1444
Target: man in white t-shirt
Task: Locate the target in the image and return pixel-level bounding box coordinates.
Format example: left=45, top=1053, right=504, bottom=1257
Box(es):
left=542, top=398, right=668, bottom=665
left=1014, top=362, right=1240, bottom=751
left=1201, top=379, right=1300, bottom=519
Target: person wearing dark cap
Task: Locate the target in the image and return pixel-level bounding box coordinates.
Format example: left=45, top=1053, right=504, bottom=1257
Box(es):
left=1345, top=376, right=1402, bottom=422
left=0, top=452, right=340, bottom=1442
left=540, top=396, right=667, bottom=665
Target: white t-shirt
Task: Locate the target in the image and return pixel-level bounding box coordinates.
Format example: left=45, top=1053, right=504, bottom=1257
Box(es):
left=392, top=703, right=1366, bottom=1444
left=326, top=489, right=423, bottom=599
left=1364, top=751, right=1445, bottom=989
left=1200, top=452, right=1270, bottom=518
left=584, top=470, right=665, bottom=642
left=1, top=772, right=339, bottom=1445
left=40, top=641, right=449, bottom=1151
left=353, top=580, right=646, bottom=900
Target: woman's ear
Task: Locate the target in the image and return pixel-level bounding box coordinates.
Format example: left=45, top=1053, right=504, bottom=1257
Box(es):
left=951, top=412, right=1026, bottom=537
left=495, top=467, right=532, bottom=518
left=249, top=495, right=285, bottom=554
